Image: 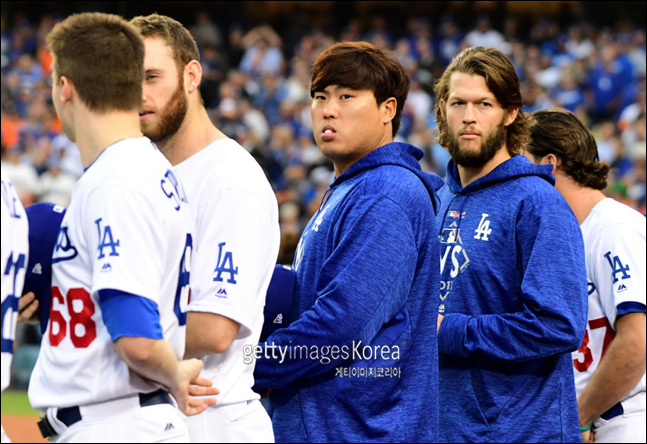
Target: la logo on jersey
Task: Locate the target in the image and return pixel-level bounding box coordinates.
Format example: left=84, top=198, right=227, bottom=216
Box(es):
left=474, top=213, right=492, bottom=241
left=604, top=251, right=631, bottom=283
left=52, top=226, right=78, bottom=264
left=213, top=242, right=238, bottom=284
left=95, top=218, right=120, bottom=259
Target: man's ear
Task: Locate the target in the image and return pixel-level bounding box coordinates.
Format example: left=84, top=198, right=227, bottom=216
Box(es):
left=439, top=99, right=446, bottom=119
left=543, top=153, right=559, bottom=175
left=185, top=60, right=202, bottom=94
left=381, top=97, right=397, bottom=125
left=59, top=76, right=74, bottom=105
left=504, top=107, right=518, bottom=126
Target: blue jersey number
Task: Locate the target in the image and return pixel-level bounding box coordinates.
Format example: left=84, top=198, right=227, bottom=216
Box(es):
left=174, top=234, right=192, bottom=326
left=161, top=170, right=188, bottom=212
left=1, top=252, right=26, bottom=353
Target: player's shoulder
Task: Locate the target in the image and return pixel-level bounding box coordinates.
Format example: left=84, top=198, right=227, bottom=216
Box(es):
left=84, top=137, right=172, bottom=188
left=584, top=198, right=646, bottom=242
left=365, top=164, right=431, bottom=202
left=177, top=137, right=272, bottom=194
left=514, top=173, right=562, bottom=201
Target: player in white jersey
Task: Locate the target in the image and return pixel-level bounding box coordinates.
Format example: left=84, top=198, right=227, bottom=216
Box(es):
left=130, top=14, right=280, bottom=443
left=526, top=109, right=646, bottom=443
left=27, top=13, right=217, bottom=443
left=1, top=167, right=30, bottom=443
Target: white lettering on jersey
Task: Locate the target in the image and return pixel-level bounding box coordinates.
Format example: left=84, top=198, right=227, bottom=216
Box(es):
left=294, top=238, right=306, bottom=272
left=312, top=205, right=329, bottom=232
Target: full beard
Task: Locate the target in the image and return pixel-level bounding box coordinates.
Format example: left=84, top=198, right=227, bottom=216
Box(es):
left=141, top=79, right=188, bottom=143
left=445, top=120, right=506, bottom=168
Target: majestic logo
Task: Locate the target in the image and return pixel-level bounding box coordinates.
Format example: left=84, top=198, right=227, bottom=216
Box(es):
left=100, top=263, right=112, bottom=273
left=213, top=242, right=238, bottom=284
left=604, top=251, right=631, bottom=283
left=52, top=226, right=78, bottom=264
left=95, top=218, right=120, bottom=259
left=274, top=313, right=284, bottom=324
left=164, top=423, right=175, bottom=431
left=215, top=288, right=228, bottom=298
left=32, top=263, right=43, bottom=275
left=473, top=213, right=492, bottom=241
left=617, top=283, right=628, bottom=293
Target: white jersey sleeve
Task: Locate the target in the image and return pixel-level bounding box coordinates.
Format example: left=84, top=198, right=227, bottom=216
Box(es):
left=590, top=216, right=646, bottom=328
left=187, top=188, right=275, bottom=337
left=85, top=184, right=164, bottom=302
left=1, top=167, right=29, bottom=393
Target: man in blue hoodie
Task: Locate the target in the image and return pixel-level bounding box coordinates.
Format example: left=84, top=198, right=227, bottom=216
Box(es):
left=253, top=41, right=444, bottom=442
left=433, top=46, right=588, bottom=443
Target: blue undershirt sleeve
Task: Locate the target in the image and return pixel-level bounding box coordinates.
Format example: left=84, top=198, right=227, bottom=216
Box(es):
left=98, top=289, right=163, bottom=341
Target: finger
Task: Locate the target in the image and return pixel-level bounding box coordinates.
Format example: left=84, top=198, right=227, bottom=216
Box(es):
left=18, top=292, right=36, bottom=312
left=18, top=299, right=39, bottom=323
left=190, top=376, right=216, bottom=387
left=188, top=384, right=219, bottom=396
left=184, top=398, right=216, bottom=416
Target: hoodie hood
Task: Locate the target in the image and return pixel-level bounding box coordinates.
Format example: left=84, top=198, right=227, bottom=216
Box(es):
left=331, top=142, right=445, bottom=214
left=445, top=155, right=555, bottom=195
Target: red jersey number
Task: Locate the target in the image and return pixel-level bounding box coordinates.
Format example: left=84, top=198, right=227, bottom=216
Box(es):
left=49, top=287, right=97, bottom=348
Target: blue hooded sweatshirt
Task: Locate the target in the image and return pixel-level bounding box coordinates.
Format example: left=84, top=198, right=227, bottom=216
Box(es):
left=436, top=155, right=588, bottom=443
left=254, top=142, right=444, bottom=442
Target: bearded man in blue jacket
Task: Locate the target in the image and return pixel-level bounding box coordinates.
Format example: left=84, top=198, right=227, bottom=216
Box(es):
left=434, top=46, right=588, bottom=443
left=253, top=41, right=443, bottom=442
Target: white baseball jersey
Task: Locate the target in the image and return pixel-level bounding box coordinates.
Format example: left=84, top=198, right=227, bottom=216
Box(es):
left=28, top=138, right=194, bottom=409
left=176, top=138, right=279, bottom=408
left=1, top=166, right=29, bottom=393
left=572, top=198, right=646, bottom=403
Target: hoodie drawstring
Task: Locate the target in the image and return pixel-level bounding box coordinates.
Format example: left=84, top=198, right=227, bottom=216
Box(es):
left=317, top=187, right=333, bottom=214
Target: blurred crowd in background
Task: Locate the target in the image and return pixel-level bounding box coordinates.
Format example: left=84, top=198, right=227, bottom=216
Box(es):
left=1, top=1, right=646, bottom=271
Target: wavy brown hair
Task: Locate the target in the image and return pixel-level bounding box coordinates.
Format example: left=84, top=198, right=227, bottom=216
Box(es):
left=47, top=12, right=144, bottom=112
left=130, top=13, right=200, bottom=73
left=527, top=109, right=609, bottom=190
left=434, top=46, right=530, bottom=155
left=310, top=41, right=410, bottom=138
